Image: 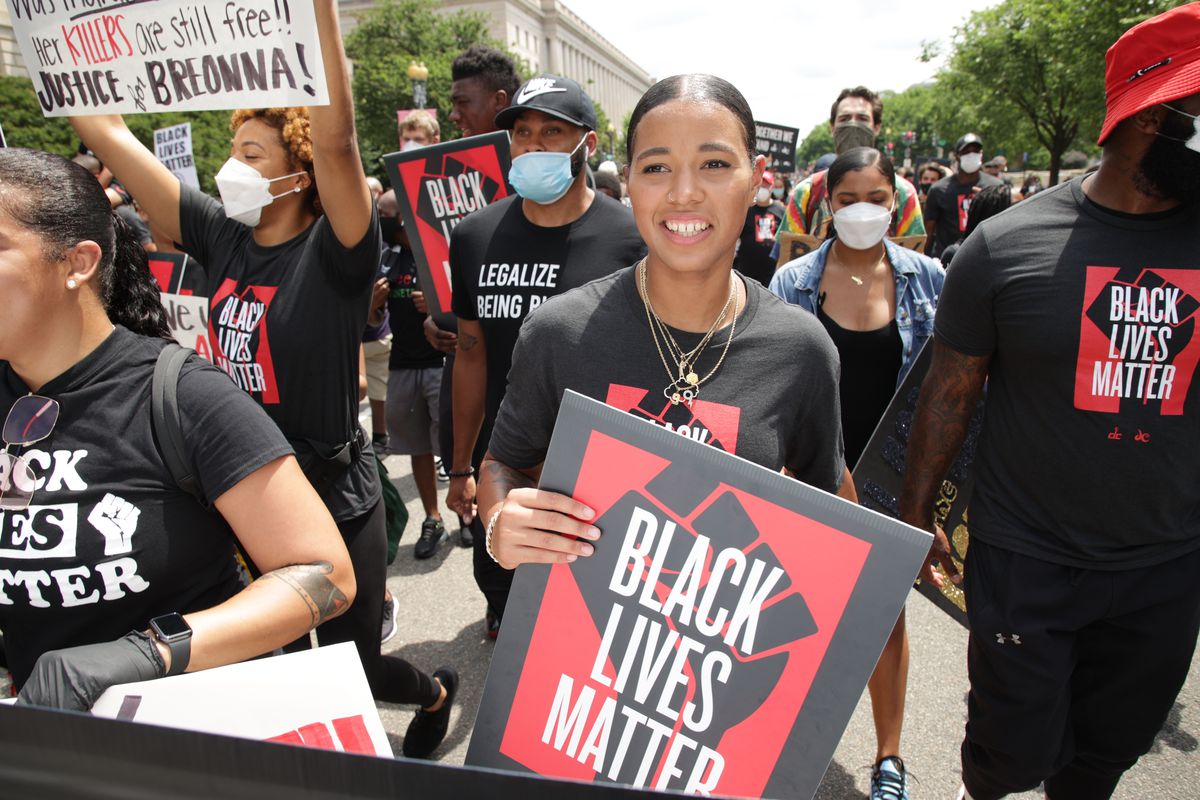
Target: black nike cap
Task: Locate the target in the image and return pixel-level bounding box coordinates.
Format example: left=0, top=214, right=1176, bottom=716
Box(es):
left=495, top=74, right=598, bottom=131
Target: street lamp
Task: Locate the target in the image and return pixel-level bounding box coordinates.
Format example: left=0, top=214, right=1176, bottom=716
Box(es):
left=607, top=122, right=616, bottom=161
left=407, top=60, right=429, bottom=109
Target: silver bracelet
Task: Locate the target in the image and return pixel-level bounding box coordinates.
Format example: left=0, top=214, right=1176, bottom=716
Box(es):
left=485, top=507, right=504, bottom=565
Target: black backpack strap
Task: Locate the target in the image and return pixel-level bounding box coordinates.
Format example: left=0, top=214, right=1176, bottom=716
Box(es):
left=152, top=343, right=205, bottom=505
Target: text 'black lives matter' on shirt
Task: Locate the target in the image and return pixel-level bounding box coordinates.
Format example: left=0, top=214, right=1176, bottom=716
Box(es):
left=449, top=192, right=646, bottom=414
left=178, top=187, right=381, bottom=520
left=489, top=268, right=846, bottom=495
left=0, top=327, right=293, bottom=687
left=935, top=176, right=1200, bottom=568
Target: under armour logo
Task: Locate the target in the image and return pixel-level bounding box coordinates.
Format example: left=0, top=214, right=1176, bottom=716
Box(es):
left=515, top=78, right=567, bottom=105
left=995, top=633, right=1022, bottom=645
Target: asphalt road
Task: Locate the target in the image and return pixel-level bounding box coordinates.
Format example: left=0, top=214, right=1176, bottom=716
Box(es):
left=375, top=448, right=1200, bottom=800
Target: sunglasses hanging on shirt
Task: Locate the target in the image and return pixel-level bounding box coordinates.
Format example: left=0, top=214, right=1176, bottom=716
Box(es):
left=0, top=394, right=61, bottom=511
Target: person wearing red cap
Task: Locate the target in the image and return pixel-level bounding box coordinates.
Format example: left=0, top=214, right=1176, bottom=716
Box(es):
left=734, top=169, right=787, bottom=286
left=899, top=5, right=1200, bottom=800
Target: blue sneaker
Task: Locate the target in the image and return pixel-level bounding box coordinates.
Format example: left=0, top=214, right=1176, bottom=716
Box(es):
left=871, top=756, right=909, bottom=800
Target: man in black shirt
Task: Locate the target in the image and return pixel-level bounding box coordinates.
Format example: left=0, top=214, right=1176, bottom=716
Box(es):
left=735, top=170, right=786, bottom=287
left=446, top=74, right=645, bottom=632
left=901, top=7, right=1200, bottom=798
left=923, top=133, right=1003, bottom=258
left=379, top=190, right=448, bottom=560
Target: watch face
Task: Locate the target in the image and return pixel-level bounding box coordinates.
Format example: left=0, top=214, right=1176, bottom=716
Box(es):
left=151, top=614, right=191, bottom=641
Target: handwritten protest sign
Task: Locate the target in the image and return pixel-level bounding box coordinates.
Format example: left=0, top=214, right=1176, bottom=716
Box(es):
left=7, top=0, right=329, bottom=117
left=754, top=121, right=800, bottom=173
left=154, top=121, right=199, bottom=188
left=160, top=291, right=212, bottom=362
left=90, top=642, right=393, bottom=757
left=469, top=392, right=931, bottom=798
left=383, top=131, right=513, bottom=326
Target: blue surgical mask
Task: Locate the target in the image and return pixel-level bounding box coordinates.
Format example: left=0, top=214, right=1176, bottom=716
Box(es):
left=508, top=133, right=588, bottom=205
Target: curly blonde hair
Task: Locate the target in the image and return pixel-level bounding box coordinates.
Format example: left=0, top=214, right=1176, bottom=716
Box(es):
left=230, top=107, right=320, bottom=211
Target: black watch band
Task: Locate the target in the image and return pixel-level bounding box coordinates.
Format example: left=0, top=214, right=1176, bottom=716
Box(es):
left=447, top=467, right=475, bottom=478
left=149, top=613, right=192, bottom=677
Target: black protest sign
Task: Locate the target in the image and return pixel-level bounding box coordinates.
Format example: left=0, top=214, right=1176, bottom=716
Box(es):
left=468, top=391, right=931, bottom=798
left=851, top=342, right=984, bottom=627
left=754, top=121, right=800, bottom=173
left=382, top=132, right=513, bottom=327
left=7, top=0, right=330, bottom=117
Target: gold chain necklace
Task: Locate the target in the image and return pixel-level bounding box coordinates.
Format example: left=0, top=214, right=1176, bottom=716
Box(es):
left=637, top=259, right=740, bottom=406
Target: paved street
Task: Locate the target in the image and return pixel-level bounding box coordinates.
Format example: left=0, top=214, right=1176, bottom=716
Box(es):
left=376, top=446, right=1199, bottom=800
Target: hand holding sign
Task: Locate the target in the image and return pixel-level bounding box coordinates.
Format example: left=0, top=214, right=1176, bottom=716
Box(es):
left=9, top=0, right=329, bottom=116
left=484, top=486, right=599, bottom=570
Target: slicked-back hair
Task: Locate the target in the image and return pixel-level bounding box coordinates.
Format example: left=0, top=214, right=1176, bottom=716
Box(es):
left=0, top=148, right=170, bottom=339
left=626, top=74, right=756, bottom=164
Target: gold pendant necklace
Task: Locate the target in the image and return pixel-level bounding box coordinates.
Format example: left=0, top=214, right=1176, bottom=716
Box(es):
left=638, top=259, right=739, bottom=406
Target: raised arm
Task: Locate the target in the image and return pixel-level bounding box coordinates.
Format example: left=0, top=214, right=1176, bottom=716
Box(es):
left=898, top=338, right=989, bottom=586
left=69, top=115, right=183, bottom=243
left=309, top=0, right=372, bottom=248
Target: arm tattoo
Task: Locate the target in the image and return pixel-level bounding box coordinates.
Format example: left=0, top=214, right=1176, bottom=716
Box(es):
left=899, top=340, right=989, bottom=529
left=258, top=561, right=349, bottom=628
left=477, top=455, right=538, bottom=515
left=458, top=332, right=479, bottom=352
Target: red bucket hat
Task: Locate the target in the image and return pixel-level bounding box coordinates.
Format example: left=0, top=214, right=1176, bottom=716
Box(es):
left=1097, top=2, right=1200, bottom=145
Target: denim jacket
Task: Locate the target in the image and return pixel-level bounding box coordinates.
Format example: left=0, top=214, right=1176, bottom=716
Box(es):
left=769, top=239, right=945, bottom=387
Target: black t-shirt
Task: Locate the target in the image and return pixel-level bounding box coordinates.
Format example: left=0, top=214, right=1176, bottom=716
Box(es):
left=935, top=176, right=1200, bottom=568
left=450, top=192, right=646, bottom=417
left=735, top=201, right=786, bottom=287
left=924, top=172, right=1003, bottom=257
left=382, top=245, right=443, bottom=371
left=490, top=268, right=846, bottom=494
left=0, top=327, right=293, bottom=687
left=179, top=187, right=381, bottom=520
left=115, top=204, right=153, bottom=247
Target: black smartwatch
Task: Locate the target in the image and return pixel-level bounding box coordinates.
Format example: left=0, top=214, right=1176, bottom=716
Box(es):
left=149, top=613, right=192, bottom=677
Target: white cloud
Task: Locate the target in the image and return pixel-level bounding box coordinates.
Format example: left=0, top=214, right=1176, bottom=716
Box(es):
left=559, top=0, right=999, bottom=133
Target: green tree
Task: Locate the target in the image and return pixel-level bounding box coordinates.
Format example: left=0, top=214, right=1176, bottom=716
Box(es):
left=938, top=0, right=1184, bottom=185
left=1, top=76, right=233, bottom=195
left=794, top=122, right=833, bottom=171
left=344, top=0, right=524, bottom=180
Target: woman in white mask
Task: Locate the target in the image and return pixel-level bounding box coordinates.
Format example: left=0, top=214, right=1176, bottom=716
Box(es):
left=769, top=146, right=943, bottom=800
left=67, top=0, right=458, bottom=759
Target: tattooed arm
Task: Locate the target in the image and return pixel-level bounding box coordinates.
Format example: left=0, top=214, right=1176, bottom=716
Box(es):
left=476, top=452, right=600, bottom=571
left=145, top=455, right=356, bottom=675
left=448, top=318, right=488, bottom=522
left=899, top=337, right=990, bottom=587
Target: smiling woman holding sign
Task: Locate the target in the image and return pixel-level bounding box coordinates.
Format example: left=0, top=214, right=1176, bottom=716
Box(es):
left=477, top=74, right=856, bottom=566
left=68, top=0, right=456, bottom=758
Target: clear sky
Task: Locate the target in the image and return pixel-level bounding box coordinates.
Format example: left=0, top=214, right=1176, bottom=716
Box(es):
left=558, top=0, right=1000, bottom=134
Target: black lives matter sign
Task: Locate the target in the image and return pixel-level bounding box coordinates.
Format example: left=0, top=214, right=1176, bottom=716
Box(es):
left=468, top=392, right=931, bottom=799
left=383, top=132, right=512, bottom=326
left=8, top=0, right=329, bottom=116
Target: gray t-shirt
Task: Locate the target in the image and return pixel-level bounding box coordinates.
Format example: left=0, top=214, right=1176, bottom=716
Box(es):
left=935, top=176, right=1200, bottom=568
left=489, top=267, right=845, bottom=494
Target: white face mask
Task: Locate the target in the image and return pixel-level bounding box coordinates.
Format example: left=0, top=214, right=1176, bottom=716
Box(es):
left=833, top=201, right=893, bottom=250
left=755, top=187, right=771, bottom=204
left=1161, top=104, right=1200, bottom=153
left=401, top=139, right=425, bottom=152
left=958, top=152, right=983, bottom=174
left=214, top=158, right=306, bottom=227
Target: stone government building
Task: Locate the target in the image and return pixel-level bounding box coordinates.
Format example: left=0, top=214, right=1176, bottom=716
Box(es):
left=339, top=0, right=653, bottom=138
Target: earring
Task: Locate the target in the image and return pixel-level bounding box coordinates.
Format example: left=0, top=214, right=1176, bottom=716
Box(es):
left=66, top=279, right=78, bottom=289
